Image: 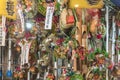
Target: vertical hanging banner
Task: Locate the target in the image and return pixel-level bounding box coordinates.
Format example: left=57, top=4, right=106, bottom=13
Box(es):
left=0, top=0, right=17, bottom=19
left=44, top=4, right=54, bottom=30
left=0, top=16, right=6, bottom=46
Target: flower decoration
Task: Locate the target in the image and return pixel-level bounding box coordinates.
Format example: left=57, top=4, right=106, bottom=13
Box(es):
left=96, top=34, right=102, bottom=39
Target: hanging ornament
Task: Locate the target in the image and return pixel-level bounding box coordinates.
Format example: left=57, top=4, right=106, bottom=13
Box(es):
left=6, top=70, right=12, bottom=77
left=6, top=0, right=15, bottom=16
left=17, top=3, right=25, bottom=32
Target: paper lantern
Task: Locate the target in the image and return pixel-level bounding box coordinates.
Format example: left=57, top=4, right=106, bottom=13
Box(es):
left=69, top=0, right=103, bottom=8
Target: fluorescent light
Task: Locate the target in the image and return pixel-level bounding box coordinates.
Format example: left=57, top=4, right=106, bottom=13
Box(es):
left=74, top=4, right=79, bottom=8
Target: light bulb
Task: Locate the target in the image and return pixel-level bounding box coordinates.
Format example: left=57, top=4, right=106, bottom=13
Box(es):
left=26, top=22, right=33, bottom=30
left=74, top=4, right=79, bottom=8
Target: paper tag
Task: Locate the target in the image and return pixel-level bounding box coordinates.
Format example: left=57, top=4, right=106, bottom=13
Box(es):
left=17, top=4, right=25, bottom=32
left=0, top=16, right=6, bottom=46
left=54, top=62, right=57, bottom=68
left=25, top=42, right=31, bottom=63
left=44, top=5, right=54, bottom=30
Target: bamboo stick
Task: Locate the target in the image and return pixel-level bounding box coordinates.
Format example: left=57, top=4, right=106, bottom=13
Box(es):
left=82, top=24, right=87, bottom=48
left=112, top=16, right=116, bottom=64
left=105, top=6, right=109, bottom=80
left=8, top=38, right=12, bottom=71
left=118, top=29, right=120, bottom=62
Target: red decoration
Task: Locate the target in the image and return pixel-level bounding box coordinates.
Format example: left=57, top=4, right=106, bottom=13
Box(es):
left=116, top=20, right=120, bottom=27
left=96, top=34, right=102, bottom=39
left=66, top=15, right=75, bottom=24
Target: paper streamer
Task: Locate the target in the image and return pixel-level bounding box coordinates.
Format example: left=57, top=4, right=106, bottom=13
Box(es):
left=0, top=16, right=6, bottom=46
left=19, top=42, right=25, bottom=67
left=17, top=4, right=25, bottom=32
left=25, top=42, right=31, bottom=63
left=44, top=4, right=54, bottom=29
left=112, top=16, right=116, bottom=63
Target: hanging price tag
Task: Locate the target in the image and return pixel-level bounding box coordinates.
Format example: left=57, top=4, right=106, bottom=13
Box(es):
left=44, top=4, right=54, bottom=30
left=0, top=16, right=6, bottom=46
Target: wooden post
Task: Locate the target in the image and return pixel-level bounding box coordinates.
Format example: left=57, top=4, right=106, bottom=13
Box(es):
left=75, top=8, right=82, bottom=71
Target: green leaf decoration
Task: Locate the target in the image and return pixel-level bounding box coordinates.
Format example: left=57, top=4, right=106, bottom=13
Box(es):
left=55, top=2, right=61, bottom=16
left=70, top=74, right=84, bottom=80
left=88, top=48, right=108, bottom=60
